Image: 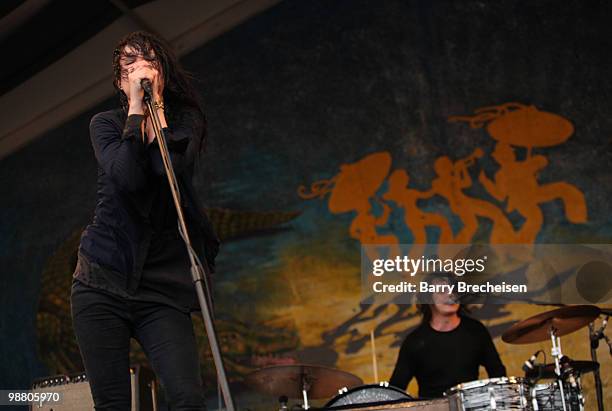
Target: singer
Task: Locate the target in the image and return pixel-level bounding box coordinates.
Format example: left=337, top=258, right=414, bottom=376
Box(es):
left=389, top=272, right=506, bottom=398
left=70, top=31, right=219, bottom=410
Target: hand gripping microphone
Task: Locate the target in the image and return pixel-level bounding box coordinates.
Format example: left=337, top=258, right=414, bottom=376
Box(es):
left=140, top=78, right=153, bottom=99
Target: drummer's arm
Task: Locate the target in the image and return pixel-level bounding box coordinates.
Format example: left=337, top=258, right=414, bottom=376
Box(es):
left=389, top=342, right=414, bottom=390
left=481, top=328, right=506, bottom=378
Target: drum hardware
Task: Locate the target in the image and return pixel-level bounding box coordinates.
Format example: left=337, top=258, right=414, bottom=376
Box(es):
left=245, top=364, right=362, bottom=410
left=524, top=360, right=598, bottom=380
left=302, top=376, right=311, bottom=409
left=531, top=382, right=583, bottom=411
left=589, top=313, right=610, bottom=411
left=370, top=329, right=379, bottom=382
left=278, top=395, right=289, bottom=411
left=525, top=356, right=598, bottom=407
left=549, top=325, right=571, bottom=411
left=521, top=349, right=545, bottom=377
left=502, top=305, right=605, bottom=411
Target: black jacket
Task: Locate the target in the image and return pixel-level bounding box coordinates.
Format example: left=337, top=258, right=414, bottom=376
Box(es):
left=78, top=106, right=219, bottom=297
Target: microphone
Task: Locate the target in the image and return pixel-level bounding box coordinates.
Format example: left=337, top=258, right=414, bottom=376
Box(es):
left=522, top=350, right=541, bottom=373
left=591, top=315, right=611, bottom=355
left=140, top=78, right=153, bottom=97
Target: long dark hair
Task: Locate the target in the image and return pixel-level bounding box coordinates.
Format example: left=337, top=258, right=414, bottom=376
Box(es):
left=112, top=31, right=207, bottom=152
left=416, top=271, right=471, bottom=324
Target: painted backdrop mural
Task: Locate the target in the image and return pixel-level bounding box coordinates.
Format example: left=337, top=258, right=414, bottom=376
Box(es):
left=1, top=1, right=611, bottom=410
left=299, top=103, right=588, bottom=246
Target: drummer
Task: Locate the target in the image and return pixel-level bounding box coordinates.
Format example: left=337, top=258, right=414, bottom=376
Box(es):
left=389, top=272, right=506, bottom=398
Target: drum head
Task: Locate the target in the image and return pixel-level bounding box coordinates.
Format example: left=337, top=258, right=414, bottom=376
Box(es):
left=325, top=384, right=411, bottom=408
left=445, top=376, right=525, bottom=395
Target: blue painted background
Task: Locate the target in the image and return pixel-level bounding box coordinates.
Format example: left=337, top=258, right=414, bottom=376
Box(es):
left=1, top=0, right=610, bottom=409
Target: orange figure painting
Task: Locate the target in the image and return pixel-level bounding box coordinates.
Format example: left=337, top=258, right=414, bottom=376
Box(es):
left=479, top=142, right=587, bottom=243
left=428, top=149, right=518, bottom=244
left=383, top=169, right=453, bottom=244
left=450, top=103, right=587, bottom=243
left=299, top=152, right=400, bottom=260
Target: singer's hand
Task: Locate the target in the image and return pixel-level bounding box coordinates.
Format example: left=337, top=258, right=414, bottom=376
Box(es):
left=127, top=61, right=160, bottom=115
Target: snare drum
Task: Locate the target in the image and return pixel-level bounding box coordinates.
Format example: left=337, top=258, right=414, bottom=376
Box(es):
left=325, top=383, right=411, bottom=407
left=445, top=377, right=532, bottom=410
left=532, top=382, right=583, bottom=411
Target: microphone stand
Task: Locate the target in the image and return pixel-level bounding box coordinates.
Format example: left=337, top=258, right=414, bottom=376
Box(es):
left=143, top=89, right=235, bottom=411
left=589, top=315, right=610, bottom=411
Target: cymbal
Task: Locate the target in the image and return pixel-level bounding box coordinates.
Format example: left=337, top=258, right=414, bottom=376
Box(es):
left=245, top=364, right=363, bottom=399
left=526, top=360, right=599, bottom=379
left=502, top=305, right=601, bottom=344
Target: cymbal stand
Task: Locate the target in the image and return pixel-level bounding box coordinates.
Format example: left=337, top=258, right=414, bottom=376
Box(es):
left=550, top=327, right=568, bottom=411
left=589, top=315, right=609, bottom=411
left=300, top=372, right=312, bottom=410
left=562, top=358, right=585, bottom=411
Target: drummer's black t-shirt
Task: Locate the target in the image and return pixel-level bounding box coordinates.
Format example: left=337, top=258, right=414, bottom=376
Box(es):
left=389, top=316, right=506, bottom=398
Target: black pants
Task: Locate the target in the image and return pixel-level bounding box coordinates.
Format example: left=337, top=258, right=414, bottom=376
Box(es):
left=71, top=280, right=206, bottom=410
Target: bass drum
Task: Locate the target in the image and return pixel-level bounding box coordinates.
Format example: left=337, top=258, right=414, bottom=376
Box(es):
left=325, top=384, right=412, bottom=408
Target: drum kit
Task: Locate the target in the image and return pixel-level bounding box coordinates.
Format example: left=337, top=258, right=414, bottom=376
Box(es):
left=245, top=364, right=365, bottom=409
left=445, top=305, right=609, bottom=411
left=246, top=305, right=610, bottom=411
left=245, top=364, right=418, bottom=410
